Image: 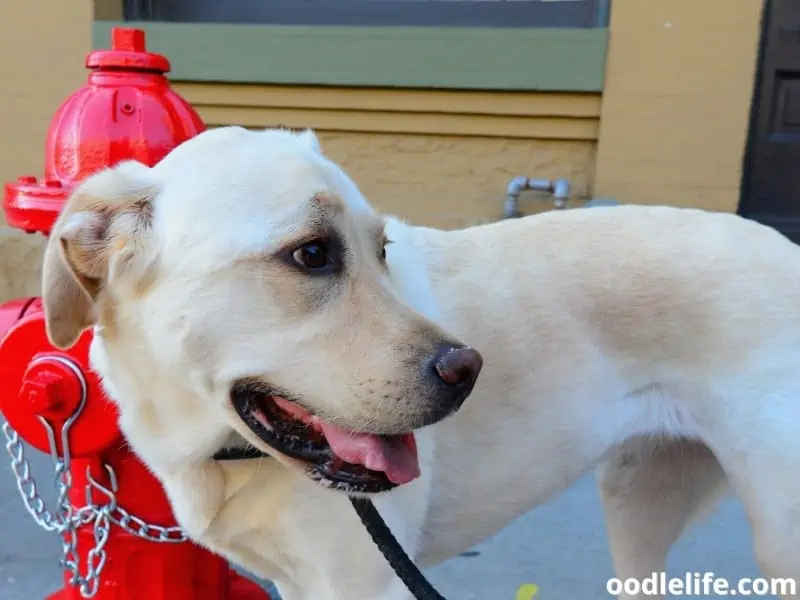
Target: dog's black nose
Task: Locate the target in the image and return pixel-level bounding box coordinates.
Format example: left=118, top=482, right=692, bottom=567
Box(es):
left=431, top=345, right=483, bottom=389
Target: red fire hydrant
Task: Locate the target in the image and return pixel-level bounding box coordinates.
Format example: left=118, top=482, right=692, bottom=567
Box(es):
left=0, top=28, right=271, bottom=600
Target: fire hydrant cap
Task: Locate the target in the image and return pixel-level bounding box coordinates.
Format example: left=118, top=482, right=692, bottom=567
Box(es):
left=86, top=27, right=171, bottom=73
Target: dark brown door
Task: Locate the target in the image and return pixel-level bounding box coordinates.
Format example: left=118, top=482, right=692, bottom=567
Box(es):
left=740, top=0, right=800, bottom=242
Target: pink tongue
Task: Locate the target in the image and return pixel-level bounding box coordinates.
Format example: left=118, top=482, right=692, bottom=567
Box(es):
left=270, top=397, right=421, bottom=485
left=318, top=422, right=420, bottom=485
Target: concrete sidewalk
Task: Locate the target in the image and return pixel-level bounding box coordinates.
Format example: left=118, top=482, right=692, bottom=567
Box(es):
left=1, top=448, right=772, bottom=600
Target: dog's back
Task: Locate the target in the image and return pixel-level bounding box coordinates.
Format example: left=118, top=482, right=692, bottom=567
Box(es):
left=395, top=206, right=800, bottom=589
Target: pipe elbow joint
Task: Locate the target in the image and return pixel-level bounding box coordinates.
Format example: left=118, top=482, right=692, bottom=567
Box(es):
left=506, top=176, right=529, bottom=197
left=552, top=178, right=570, bottom=209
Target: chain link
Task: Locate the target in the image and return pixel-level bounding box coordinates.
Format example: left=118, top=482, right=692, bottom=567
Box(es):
left=80, top=506, right=111, bottom=598
left=2, top=418, right=189, bottom=598
left=109, top=504, right=190, bottom=542
left=3, top=422, right=64, bottom=531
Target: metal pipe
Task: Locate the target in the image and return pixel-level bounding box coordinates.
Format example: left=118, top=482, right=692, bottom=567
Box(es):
left=502, top=176, right=572, bottom=218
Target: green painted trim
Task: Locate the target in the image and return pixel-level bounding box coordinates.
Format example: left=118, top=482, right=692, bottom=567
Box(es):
left=93, top=21, right=607, bottom=91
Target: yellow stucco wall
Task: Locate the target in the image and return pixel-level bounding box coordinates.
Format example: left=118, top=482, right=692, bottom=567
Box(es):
left=594, top=0, right=764, bottom=211
left=314, top=132, right=595, bottom=229
left=178, top=83, right=600, bottom=229
left=0, top=1, right=92, bottom=302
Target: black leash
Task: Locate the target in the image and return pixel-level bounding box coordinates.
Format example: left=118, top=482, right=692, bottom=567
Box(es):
left=350, top=496, right=447, bottom=600
left=214, top=446, right=448, bottom=599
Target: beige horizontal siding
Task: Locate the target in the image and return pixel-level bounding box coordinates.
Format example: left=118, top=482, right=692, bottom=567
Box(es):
left=175, top=83, right=601, bottom=140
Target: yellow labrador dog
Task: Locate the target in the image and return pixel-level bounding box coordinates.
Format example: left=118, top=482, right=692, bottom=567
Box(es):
left=41, top=126, right=799, bottom=600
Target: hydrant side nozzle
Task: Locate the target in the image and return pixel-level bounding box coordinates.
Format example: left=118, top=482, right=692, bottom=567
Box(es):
left=18, top=356, right=85, bottom=423
left=19, top=371, right=64, bottom=415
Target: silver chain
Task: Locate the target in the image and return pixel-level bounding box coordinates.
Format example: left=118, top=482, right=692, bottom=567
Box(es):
left=108, top=504, right=189, bottom=543
left=2, top=357, right=189, bottom=598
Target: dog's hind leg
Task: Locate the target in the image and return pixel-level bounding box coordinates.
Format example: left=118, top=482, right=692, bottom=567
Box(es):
left=598, top=436, right=728, bottom=600
left=739, top=499, right=800, bottom=599
left=705, top=397, right=800, bottom=598
left=697, top=372, right=800, bottom=599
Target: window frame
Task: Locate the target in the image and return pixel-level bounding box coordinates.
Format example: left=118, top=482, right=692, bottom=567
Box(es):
left=123, top=0, right=605, bottom=29
left=96, top=0, right=610, bottom=91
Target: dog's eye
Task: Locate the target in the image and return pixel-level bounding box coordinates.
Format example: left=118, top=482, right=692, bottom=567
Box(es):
left=292, top=242, right=330, bottom=270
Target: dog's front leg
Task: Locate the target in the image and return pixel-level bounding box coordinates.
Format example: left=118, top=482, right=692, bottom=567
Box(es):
left=598, top=437, right=727, bottom=600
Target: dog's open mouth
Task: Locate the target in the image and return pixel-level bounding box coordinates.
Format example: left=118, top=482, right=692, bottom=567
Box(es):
left=231, top=386, right=419, bottom=494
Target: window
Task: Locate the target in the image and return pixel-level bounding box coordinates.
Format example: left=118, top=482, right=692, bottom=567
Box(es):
left=124, top=0, right=608, bottom=29
left=106, top=0, right=609, bottom=90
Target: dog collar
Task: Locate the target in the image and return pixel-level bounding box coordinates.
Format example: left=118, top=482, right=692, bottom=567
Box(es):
left=212, top=446, right=271, bottom=461
left=210, top=445, right=446, bottom=598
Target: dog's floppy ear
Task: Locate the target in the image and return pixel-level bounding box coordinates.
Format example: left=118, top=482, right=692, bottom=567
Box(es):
left=42, top=160, right=159, bottom=349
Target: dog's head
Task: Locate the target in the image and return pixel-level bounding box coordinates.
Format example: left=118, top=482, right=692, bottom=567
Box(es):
left=41, top=126, right=482, bottom=494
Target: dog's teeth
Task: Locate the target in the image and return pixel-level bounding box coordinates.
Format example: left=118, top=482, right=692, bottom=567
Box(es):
left=251, top=408, right=273, bottom=430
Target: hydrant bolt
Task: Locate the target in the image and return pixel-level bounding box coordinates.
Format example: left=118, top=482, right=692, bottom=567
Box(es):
left=19, top=358, right=84, bottom=421
left=20, top=371, right=63, bottom=414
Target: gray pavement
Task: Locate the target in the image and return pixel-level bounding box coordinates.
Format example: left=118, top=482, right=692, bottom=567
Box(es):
left=1, top=448, right=770, bottom=600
